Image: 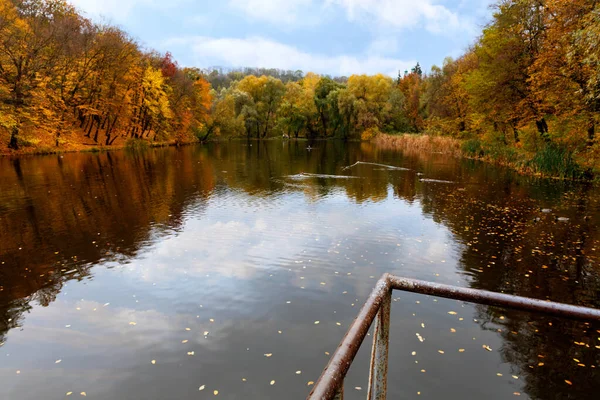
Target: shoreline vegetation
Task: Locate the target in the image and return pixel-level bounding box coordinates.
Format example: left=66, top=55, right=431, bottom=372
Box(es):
left=1, top=0, right=599, bottom=180
left=2, top=132, right=593, bottom=181
left=373, top=134, right=591, bottom=180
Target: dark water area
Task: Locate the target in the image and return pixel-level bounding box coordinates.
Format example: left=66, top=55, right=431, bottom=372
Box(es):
left=0, top=140, right=599, bottom=400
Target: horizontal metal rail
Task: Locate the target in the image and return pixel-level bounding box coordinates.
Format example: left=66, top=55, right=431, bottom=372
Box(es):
left=307, top=273, right=600, bottom=400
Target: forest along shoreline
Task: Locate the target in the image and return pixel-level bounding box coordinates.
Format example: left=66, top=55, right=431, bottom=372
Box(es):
left=1, top=1, right=599, bottom=180
left=2, top=134, right=597, bottom=182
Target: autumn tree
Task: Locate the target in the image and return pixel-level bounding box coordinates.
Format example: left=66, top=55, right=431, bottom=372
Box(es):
left=530, top=0, right=600, bottom=145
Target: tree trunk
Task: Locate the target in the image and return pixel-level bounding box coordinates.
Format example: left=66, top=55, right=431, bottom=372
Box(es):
left=8, top=126, right=19, bottom=150
left=536, top=118, right=550, bottom=142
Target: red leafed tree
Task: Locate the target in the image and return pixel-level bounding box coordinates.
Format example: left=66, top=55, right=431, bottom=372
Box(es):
left=160, top=52, right=178, bottom=78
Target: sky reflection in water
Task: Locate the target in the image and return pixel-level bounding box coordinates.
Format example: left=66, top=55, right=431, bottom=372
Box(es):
left=0, top=141, right=599, bottom=399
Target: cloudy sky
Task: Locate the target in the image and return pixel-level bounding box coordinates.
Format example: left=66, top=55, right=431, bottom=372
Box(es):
left=69, top=0, right=494, bottom=77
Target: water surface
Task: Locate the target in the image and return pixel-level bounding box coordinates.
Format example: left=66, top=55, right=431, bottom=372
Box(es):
left=1, top=141, right=599, bottom=399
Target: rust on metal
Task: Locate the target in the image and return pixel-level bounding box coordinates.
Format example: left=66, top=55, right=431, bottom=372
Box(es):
left=388, top=276, right=600, bottom=322
left=307, top=274, right=600, bottom=400
left=307, top=275, right=391, bottom=400
left=332, top=385, right=343, bottom=400
left=367, top=289, right=391, bottom=400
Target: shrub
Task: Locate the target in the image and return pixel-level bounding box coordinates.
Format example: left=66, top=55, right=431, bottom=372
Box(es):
left=461, top=138, right=483, bottom=157
left=529, top=144, right=582, bottom=179
left=125, top=138, right=149, bottom=151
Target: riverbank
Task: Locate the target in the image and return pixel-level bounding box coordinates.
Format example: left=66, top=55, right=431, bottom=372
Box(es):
left=0, top=131, right=199, bottom=157
left=374, top=133, right=597, bottom=180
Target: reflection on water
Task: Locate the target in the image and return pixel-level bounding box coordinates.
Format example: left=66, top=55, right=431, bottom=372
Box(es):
left=0, top=141, right=599, bottom=400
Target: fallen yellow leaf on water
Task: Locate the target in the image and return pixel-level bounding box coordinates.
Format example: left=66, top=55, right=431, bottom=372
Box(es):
left=450, top=328, right=456, bottom=333
left=438, top=350, right=445, bottom=354
left=182, top=340, right=188, bottom=344
left=307, top=381, right=314, bottom=386
left=355, top=387, right=362, bottom=390
left=80, top=392, right=86, bottom=397
left=270, top=380, right=275, bottom=385
left=459, top=349, right=465, bottom=352
left=264, top=353, right=272, bottom=357
left=185, top=328, right=191, bottom=331
left=565, top=380, right=572, bottom=385
left=55, top=359, right=62, bottom=364
left=296, top=371, right=301, bottom=375
left=66, top=392, right=72, bottom=396
left=187, top=351, right=195, bottom=356
left=199, top=385, right=205, bottom=391
left=483, top=345, right=492, bottom=351
left=314, top=321, right=320, bottom=325
left=214, top=390, right=218, bottom=395
left=204, top=331, right=209, bottom=336
left=448, top=311, right=457, bottom=315
left=129, top=322, right=137, bottom=326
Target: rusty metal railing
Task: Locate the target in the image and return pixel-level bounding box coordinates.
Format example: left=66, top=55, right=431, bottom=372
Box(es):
left=307, top=273, right=600, bottom=400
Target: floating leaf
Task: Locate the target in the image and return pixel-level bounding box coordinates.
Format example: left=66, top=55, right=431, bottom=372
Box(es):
left=264, top=353, right=273, bottom=358
left=270, top=380, right=275, bottom=385
left=199, top=385, right=205, bottom=391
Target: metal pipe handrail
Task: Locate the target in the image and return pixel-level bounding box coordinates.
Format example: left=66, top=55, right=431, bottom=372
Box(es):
left=307, top=273, right=600, bottom=400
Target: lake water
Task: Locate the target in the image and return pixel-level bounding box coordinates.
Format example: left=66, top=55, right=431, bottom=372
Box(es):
left=1, top=140, right=599, bottom=400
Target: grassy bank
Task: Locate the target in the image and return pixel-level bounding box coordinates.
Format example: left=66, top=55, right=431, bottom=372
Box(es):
left=374, top=133, right=595, bottom=180
left=0, top=135, right=200, bottom=157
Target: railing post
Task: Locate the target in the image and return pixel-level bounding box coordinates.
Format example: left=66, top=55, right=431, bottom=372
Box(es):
left=367, top=288, right=391, bottom=400
left=333, top=385, right=344, bottom=400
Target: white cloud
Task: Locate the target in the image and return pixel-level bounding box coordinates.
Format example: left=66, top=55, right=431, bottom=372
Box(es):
left=326, top=0, right=467, bottom=33
left=228, top=0, right=315, bottom=25
left=167, top=36, right=415, bottom=77
left=69, top=0, right=146, bottom=21
left=70, top=0, right=186, bottom=22
left=227, top=0, right=472, bottom=34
